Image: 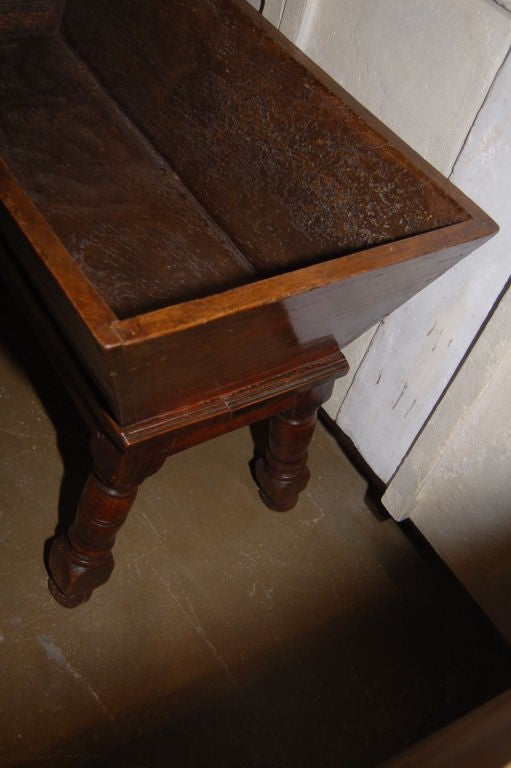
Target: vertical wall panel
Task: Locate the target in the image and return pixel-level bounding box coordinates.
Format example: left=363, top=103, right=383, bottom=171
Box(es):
left=383, top=49, right=511, bottom=509
left=341, top=43, right=511, bottom=482
left=279, top=0, right=511, bottom=173
left=263, top=0, right=288, bottom=26
left=246, top=0, right=287, bottom=27
left=384, top=286, right=511, bottom=642
left=321, top=326, right=377, bottom=421
left=279, top=0, right=511, bottom=481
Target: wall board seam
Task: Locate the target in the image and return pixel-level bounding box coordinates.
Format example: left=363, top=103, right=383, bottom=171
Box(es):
left=409, top=339, right=511, bottom=525
left=384, top=278, right=511, bottom=520
left=490, top=0, right=511, bottom=15
left=384, top=45, right=511, bottom=487
left=387, top=290, right=506, bottom=495
left=448, top=44, right=511, bottom=178
left=276, top=0, right=289, bottom=28
left=279, top=0, right=309, bottom=40
left=334, top=324, right=381, bottom=422
left=419, top=354, right=509, bottom=500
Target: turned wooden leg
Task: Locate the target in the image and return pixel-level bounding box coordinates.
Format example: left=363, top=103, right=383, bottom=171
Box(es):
left=255, top=380, right=334, bottom=511
left=48, top=433, right=166, bottom=607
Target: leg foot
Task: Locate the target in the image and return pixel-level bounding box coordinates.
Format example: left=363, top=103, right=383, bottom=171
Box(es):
left=255, top=380, right=335, bottom=511
left=48, top=473, right=136, bottom=606
left=47, top=432, right=167, bottom=607
left=256, top=386, right=330, bottom=510
left=48, top=576, right=92, bottom=608
left=255, top=410, right=316, bottom=511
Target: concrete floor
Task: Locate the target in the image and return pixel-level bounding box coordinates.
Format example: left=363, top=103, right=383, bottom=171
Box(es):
left=2, top=284, right=511, bottom=768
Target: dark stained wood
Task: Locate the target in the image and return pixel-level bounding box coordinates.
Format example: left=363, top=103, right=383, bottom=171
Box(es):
left=0, top=0, right=65, bottom=38
left=63, top=0, right=469, bottom=274
left=110, top=226, right=489, bottom=425
left=0, top=38, right=256, bottom=319
left=0, top=151, right=494, bottom=426
left=2, top=235, right=349, bottom=605
left=256, top=380, right=334, bottom=511
left=0, top=0, right=499, bottom=604
left=49, top=375, right=337, bottom=606
left=48, top=432, right=167, bottom=607
left=0, top=0, right=498, bottom=426
left=0, top=235, right=350, bottom=454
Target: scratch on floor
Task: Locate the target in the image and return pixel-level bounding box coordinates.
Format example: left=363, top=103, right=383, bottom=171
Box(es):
left=0, top=427, right=35, bottom=439
left=141, top=511, right=165, bottom=544
left=36, top=635, right=117, bottom=725
left=141, top=512, right=237, bottom=686
left=181, top=591, right=238, bottom=687
left=0, top=449, right=32, bottom=464
left=149, top=563, right=238, bottom=689
left=305, top=492, right=326, bottom=524
left=125, top=545, right=162, bottom=565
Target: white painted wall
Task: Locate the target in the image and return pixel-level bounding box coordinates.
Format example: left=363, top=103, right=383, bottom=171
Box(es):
left=281, top=0, right=511, bottom=174
left=247, top=0, right=287, bottom=27
left=342, top=42, right=511, bottom=482
left=321, top=326, right=377, bottom=420
left=379, top=48, right=511, bottom=483
left=274, top=0, right=511, bottom=483
left=268, top=0, right=511, bottom=631
left=379, top=44, right=511, bottom=634
left=384, top=284, right=511, bottom=642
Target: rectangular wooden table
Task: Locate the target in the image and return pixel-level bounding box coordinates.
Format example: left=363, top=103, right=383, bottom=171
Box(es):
left=0, top=0, right=497, bottom=606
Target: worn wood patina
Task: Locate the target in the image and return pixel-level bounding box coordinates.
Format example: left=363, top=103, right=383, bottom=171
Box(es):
left=0, top=0, right=497, bottom=606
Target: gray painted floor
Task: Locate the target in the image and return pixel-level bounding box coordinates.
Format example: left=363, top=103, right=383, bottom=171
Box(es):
left=1, top=284, right=511, bottom=768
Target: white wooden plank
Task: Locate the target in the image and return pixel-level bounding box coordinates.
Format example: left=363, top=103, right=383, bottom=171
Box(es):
left=383, top=47, right=511, bottom=506
left=278, top=0, right=511, bottom=174
left=279, top=0, right=310, bottom=39
left=384, top=287, right=511, bottom=643
left=254, top=0, right=511, bottom=481
left=262, top=0, right=287, bottom=26
left=279, top=0, right=511, bottom=456
left=321, top=326, right=378, bottom=420
left=383, top=284, right=511, bottom=522
left=338, top=254, right=509, bottom=482
left=246, top=0, right=287, bottom=27
left=337, top=39, right=511, bottom=483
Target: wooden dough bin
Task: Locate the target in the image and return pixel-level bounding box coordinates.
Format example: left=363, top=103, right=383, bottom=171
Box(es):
left=0, top=0, right=497, bottom=606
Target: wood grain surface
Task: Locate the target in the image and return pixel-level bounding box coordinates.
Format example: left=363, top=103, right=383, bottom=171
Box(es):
left=0, top=37, right=256, bottom=318
left=0, top=0, right=498, bottom=428
left=0, top=0, right=64, bottom=37
left=63, top=0, right=468, bottom=276
left=0, top=0, right=500, bottom=605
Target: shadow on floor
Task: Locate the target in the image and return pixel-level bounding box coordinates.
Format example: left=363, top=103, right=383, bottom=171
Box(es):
left=2, top=278, right=511, bottom=768
left=21, top=578, right=511, bottom=768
